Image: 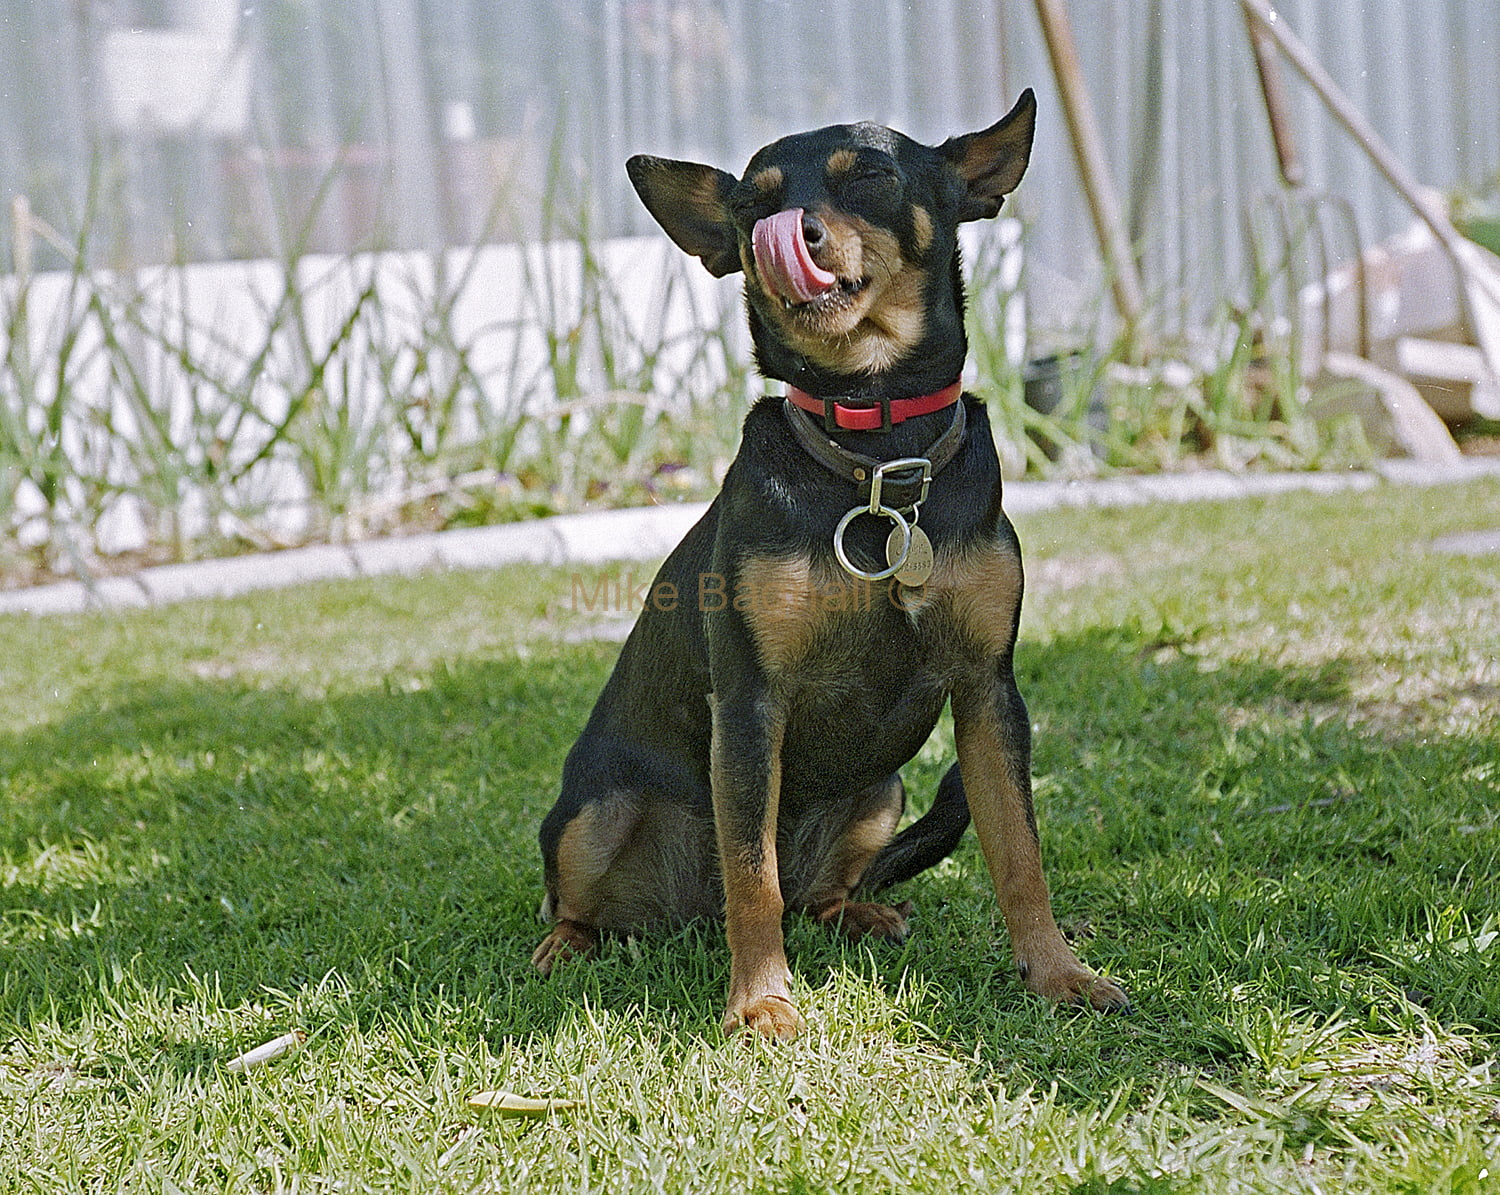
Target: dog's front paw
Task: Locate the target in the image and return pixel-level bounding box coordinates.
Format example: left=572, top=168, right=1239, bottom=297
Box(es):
left=1019, top=954, right=1130, bottom=1012
left=723, top=992, right=803, bottom=1041
left=531, top=920, right=599, bottom=976
left=814, top=898, right=915, bottom=942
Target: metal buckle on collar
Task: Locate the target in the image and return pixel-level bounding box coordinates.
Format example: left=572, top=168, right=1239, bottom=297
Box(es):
left=867, top=457, right=932, bottom=514
left=831, top=456, right=933, bottom=583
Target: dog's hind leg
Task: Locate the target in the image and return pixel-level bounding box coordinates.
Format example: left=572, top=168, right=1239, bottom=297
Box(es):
left=532, top=797, right=637, bottom=974
left=533, top=787, right=720, bottom=974
left=790, top=774, right=915, bottom=942
left=856, top=762, right=970, bottom=894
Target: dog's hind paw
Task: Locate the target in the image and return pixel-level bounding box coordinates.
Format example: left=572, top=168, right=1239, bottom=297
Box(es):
left=723, top=993, right=803, bottom=1042
left=814, top=898, right=915, bottom=943
left=531, top=920, right=599, bottom=976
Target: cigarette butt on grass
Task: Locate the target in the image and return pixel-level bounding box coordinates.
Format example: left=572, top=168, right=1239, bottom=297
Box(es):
left=226, top=1030, right=307, bottom=1073
left=466, top=1090, right=584, bottom=1117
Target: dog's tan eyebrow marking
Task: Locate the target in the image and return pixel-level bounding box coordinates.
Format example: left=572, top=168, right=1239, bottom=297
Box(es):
left=826, top=148, right=858, bottom=178
left=751, top=166, right=784, bottom=195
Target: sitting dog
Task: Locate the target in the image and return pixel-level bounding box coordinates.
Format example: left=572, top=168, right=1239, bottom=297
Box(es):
left=533, top=90, right=1128, bottom=1039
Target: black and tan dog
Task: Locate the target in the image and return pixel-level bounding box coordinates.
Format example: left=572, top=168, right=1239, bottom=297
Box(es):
left=533, top=91, right=1128, bottom=1039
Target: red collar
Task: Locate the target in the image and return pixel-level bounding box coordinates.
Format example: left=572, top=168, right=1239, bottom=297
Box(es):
left=785, top=381, right=963, bottom=432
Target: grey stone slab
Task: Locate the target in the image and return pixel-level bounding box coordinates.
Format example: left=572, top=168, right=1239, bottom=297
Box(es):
left=0, top=577, right=149, bottom=615
left=433, top=523, right=570, bottom=570
left=348, top=533, right=448, bottom=577
left=0, top=582, right=90, bottom=616
left=5, top=464, right=1498, bottom=617
left=1005, top=469, right=1378, bottom=514
left=136, top=545, right=358, bottom=604
left=91, top=577, right=154, bottom=610
left=1430, top=528, right=1500, bottom=556
left=545, top=504, right=709, bottom=564
left=1377, top=459, right=1500, bottom=486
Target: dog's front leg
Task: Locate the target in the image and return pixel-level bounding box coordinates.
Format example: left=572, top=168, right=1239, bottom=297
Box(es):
left=709, top=686, right=802, bottom=1040
left=951, top=666, right=1129, bottom=1011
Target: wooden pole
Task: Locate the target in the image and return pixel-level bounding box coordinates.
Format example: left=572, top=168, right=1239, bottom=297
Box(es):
left=1242, top=7, right=1303, bottom=188
left=1032, top=0, right=1146, bottom=334
left=11, top=195, right=33, bottom=282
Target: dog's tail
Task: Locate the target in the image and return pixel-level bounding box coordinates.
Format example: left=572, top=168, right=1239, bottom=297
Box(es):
left=858, top=763, right=970, bottom=894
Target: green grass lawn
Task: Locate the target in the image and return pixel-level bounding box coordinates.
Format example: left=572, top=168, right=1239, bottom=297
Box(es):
left=2, top=479, right=1498, bottom=1193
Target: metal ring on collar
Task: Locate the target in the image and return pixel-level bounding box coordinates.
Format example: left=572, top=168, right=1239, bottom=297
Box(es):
left=833, top=503, right=911, bottom=582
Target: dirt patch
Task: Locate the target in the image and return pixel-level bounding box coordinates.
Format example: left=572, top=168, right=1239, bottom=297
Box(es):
left=1027, top=553, right=1129, bottom=592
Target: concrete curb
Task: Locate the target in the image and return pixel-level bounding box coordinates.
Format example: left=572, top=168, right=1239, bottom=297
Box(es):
left=1430, top=528, right=1500, bottom=555
left=4, top=460, right=1498, bottom=617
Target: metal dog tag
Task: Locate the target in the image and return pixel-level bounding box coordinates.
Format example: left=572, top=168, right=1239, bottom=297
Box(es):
left=887, top=523, right=933, bottom=586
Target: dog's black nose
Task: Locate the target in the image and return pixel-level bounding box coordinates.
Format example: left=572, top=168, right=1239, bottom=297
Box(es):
left=800, top=213, right=826, bottom=250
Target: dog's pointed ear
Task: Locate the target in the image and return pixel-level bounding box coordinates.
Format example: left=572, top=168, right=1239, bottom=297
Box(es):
left=626, top=156, right=743, bottom=277
left=940, top=89, right=1037, bottom=222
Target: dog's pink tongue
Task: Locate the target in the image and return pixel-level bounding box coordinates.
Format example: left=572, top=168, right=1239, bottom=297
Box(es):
left=752, top=208, right=837, bottom=304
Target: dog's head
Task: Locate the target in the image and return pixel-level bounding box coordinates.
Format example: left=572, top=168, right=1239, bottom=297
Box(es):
left=626, top=91, right=1035, bottom=395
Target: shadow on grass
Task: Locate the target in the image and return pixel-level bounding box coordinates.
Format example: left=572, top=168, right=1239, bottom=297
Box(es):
left=2, top=627, right=1496, bottom=1087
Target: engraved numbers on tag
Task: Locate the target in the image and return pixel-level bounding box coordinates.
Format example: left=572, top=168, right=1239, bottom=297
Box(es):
left=887, top=523, right=933, bottom=586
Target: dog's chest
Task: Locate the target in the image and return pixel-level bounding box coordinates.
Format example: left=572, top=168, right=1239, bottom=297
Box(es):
left=742, top=549, right=1006, bottom=694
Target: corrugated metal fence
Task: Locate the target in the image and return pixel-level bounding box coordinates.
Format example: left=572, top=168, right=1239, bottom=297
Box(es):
left=1, top=0, right=1497, bottom=329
